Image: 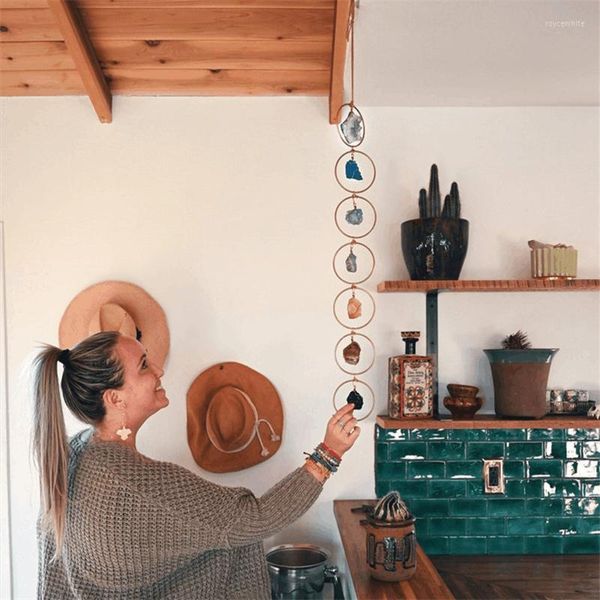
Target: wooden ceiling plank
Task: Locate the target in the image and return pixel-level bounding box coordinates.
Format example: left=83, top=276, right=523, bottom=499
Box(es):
left=105, top=67, right=329, bottom=95
left=0, top=69, right=85, bottom=95
left=0, top=41, right=74, bottom=71
left=47, top=0, right=112, bottom=123
left=94, top=39, right=331, bottom=71
left=0, top=1, right=49, bottom=8
left=76, top=1, right=334, bottom=8
left=329, top=0, right=351, bottom=124
left=0, top=8, right=63, bottom=41
left=79, top=8, right=334, bottom=41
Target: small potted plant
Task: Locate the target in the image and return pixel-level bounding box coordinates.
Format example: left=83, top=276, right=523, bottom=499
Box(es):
left=483, top=331, right=558, bottom=419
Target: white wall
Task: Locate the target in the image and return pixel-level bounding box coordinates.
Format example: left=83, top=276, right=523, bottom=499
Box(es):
left=1, top=97, right=598, bottom=599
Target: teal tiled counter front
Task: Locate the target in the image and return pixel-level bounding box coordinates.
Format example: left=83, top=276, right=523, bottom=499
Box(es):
left=375, top=422, right=600, bottom=555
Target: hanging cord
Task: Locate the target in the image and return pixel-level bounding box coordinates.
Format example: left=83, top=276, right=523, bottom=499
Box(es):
left=347, top=0, right=356, bottom=107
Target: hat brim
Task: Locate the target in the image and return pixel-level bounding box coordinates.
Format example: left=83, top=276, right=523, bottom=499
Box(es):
left=58, top=280, right=170, bottom=368
left=187, top=362, right=283, bottom=473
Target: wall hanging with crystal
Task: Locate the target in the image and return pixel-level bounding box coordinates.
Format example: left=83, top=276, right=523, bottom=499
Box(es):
left=332, top=7, right=376, bottom=422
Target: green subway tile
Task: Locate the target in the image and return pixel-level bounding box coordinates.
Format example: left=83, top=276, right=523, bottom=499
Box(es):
left=543, top=442, right=567, bottom=459
left=376, top=442, right=389, bottom=461
left=525, top=536, right=564, bottom=553
left=393, top=480, right=428, bottom=498
left=526, top=499, right=563, bottom=516
left=506, top=442, right=543, bottom=459
left=468, top=518, right=505, bottom=535
left=577, top=517, right=600, bottom=534
left=486, top=536, right=525, bottom=554
left=564, top=498, right=600, bottom=517
left=524, top=480, right=544, bottom=497
left=409, top=499, right=449, bottom=517
left=466, top=442, right=504, bottom=460
left=545, top=517, right=579, bottom=535
left=419, top=536, right=449, bottom=554
left=487, top=499, right=526, bottom=516
left=527, top=459, right=563, bottom=478
left=466, top=480, right=485, bottom=496
left=409, top=428, right=447, bottom=440
left=375, top=481, right=390, bottom=497
left=582, top=480, right=600, bottom=496
left=506, top=517, right=545, bottom=535
left=582, top=442, right=600, bottom=458
left=376, top=462, right=406, bottom=480
left=447, top=429, right=489, bottom=441
left=429, top=480, right=466, bottom=498
left=528, top=428, right=565, bottom=441
left=566, top=428, right=600, bottom=440
left=428, top=518, right=467, bottom=536
left=564, top=460, right=600, bottom=478
left=446, top=461, right=481, bottom=479
left=407, top=461, right=445, bottom=479
left=563, top=536, right=600, bottom=553
left=449, top=536, right=487, bottom=554
left=566, top=442, right=581, bottom=458
left=504, top=480, right=526, bottom=497
left=449, top=499, right=487, bottom=516
left=542, top=479, right=580, bottom=497
left=389, top=442, right=426, bottom=460
left=377, top=427, right=408, bottom=441
left=415, top=519, right=428, bottom=536
left=504, top=461, right=525, bottom=478
left=427, top=442, right=465, bottom=460
left=488, top=429, right=526, bottom=441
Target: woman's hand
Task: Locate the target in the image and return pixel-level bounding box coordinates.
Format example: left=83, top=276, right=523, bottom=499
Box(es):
left=323, top=403, right=361, bottom=457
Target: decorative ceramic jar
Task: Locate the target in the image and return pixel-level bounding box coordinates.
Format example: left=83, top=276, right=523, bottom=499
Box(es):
left=443, top=383, right=483, bottom=419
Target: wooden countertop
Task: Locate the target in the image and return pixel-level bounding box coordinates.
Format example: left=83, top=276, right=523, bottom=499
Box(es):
left=376, top=415, right=600, bottom=429
left=333, top=499, right=454, bottom=600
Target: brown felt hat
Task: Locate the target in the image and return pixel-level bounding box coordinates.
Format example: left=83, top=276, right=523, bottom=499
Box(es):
left=187, top=362, right=284, bottom=473
left=59, top=280, right=170, bottom=368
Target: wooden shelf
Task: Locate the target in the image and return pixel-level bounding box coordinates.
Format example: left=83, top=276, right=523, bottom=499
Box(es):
left=376, top=414, right=600, bottom=429
left=377, top=279, right=600, bottom=293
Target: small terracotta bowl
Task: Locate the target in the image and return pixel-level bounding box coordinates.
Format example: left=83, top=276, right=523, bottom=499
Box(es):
left=447, top=383, right=479, bottom=398
left=443, top=395, right=483, bottom=420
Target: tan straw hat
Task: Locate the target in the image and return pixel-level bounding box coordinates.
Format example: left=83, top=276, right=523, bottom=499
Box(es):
left=187, top=362, right=284, bottom=473
left=59, top=280, right=170, bottom=367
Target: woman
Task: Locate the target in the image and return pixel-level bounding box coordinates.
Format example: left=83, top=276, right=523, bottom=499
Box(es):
left=33, top=331, right=360, bottom=599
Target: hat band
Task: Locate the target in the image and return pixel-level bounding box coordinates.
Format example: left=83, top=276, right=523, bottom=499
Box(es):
left=206, top=386, right=281, bottom=457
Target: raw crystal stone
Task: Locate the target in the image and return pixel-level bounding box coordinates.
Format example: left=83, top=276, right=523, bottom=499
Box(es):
left=340, top=110, right=364, bottom=145
left=345, top=207, right=364, bottom=225
left=347, top=296, right=362, bottom=319
left=345, top=248, right=357, bottom=272
left=347, top=389, right=364, bottom=410
left=343, top=340, right=361, bottom=365
left=345, top=159, right=363, bottom=181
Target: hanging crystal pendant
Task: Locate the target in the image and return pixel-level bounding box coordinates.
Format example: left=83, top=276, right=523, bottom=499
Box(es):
left=345, top=247, right=357, bottom=272
left=345, top=207, right=364, bottom=225
left=343, top=339, right=361, bottom=365
left=345, top=158, right=363, bottom=181
left=347, top=295, right=362, bottom=319
left=347, top=388, right=364, bottom=410
left=340, top=109, right=364, bottom=146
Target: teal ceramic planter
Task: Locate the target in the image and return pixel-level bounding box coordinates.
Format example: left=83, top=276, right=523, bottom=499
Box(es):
left=483, top=349, right=559, bottom=418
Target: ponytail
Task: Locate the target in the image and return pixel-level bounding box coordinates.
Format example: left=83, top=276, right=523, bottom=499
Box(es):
left=32, top=346, right=69, bottom=559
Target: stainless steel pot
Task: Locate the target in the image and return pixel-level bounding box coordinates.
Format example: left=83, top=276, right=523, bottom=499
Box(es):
left=266, top=544, right=344, bottom=600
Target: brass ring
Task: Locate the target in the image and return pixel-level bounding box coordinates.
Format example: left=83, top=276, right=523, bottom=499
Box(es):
left=332, top=241, right=375, bottom=285
left=334, top=195, right=377, bottom=239
left=332, top=378, right=375, bottom=422
left=334, top=150, right=376, bottom=194
left=334, top=332, right=375, bottom=375
left=335, top=103, right=365, bottom=148
left=333, top=285, right=376, bottom=330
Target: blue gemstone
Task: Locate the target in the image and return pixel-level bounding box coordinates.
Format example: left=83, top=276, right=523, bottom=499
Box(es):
left=345, top=207, right=364, bottom=225
left=345, top=159, right=363, bottom=181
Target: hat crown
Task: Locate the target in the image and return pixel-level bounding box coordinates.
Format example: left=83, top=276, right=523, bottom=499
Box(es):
left=206, top=386, right=257, bottom=451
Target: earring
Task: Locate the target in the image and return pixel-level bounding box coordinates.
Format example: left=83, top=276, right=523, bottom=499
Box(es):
left=116, top=408, right=132, bottom=441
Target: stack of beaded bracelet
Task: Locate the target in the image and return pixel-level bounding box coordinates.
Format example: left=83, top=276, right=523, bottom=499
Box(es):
left=304, top=443, right=342, bottom=481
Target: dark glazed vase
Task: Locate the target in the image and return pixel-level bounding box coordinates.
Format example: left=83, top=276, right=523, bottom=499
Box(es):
left=401, top=218, right=469, bottom=280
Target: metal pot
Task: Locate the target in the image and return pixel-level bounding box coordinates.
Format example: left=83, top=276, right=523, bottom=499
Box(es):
left=266, top=544, right=344, bottom=600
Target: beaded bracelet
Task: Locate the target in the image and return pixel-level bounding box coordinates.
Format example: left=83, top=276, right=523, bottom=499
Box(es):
left=320, top=442, right=342, bottom=462
left=316, top=444, right=341, bottom=468
left=305, top=457, right=332, bottom=481
left=315, top=447, right=340, bottom=469
left=304, top=450, right=339, bottom=473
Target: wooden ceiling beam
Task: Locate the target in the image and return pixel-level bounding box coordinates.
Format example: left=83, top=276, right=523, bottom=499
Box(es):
left=329, top=0, right=351, bottom=124
left=47, top=0, right=112, bottom=123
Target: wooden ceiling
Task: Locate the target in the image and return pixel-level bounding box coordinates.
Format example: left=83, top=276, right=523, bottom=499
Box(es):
left=0, top=0, right=352, bottom=123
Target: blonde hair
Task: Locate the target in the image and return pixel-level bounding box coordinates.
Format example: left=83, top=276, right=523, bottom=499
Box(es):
left=32, top=331, right=124, bottom=559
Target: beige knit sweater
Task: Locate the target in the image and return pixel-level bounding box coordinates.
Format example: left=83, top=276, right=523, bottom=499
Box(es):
left=37, top=428, right=324, bottom=599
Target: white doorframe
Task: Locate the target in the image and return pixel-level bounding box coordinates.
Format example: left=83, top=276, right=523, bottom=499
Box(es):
left=0, top=221, right=13, bottom=599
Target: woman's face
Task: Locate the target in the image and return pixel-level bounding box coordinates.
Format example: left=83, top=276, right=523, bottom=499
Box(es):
left=113, top=335, right=169, bottom=425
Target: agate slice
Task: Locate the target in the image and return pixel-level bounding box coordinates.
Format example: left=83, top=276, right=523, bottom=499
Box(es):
left=345, top=158, right=363, bottom=181
left=345, top=248, right=357, bottom=272
left=347, top=296, right=362, bottom=319
left=345, top=207, right=364, bottom=225
left=343, top=340, right=361, bottom=365
left=347, top=389, right=364, bottom=410
left=340, top=109, right=364, bottom=146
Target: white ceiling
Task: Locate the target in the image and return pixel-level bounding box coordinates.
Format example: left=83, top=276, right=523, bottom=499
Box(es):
left=355, top=0, right=599, bottom=106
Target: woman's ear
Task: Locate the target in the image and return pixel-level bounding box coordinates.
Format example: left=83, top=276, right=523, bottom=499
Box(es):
left=102, top=388, right=125, bottom=411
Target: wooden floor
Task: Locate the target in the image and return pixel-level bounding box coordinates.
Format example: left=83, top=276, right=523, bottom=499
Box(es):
left=432, top=555, right=600, bottom=600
